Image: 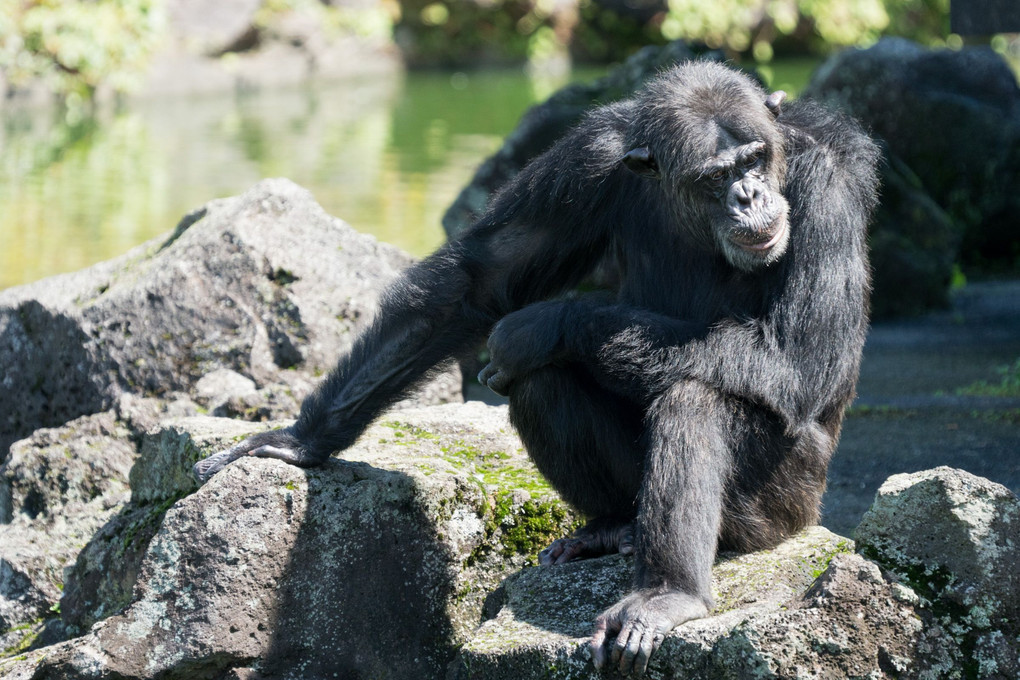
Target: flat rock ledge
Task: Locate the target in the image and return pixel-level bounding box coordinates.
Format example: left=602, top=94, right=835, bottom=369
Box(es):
left=0, top=398, right=1015, bottom=680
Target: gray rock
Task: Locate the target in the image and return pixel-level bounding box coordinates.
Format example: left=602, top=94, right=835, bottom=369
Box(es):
left=855, top=467, right=1020, bottom=632
left=0, top=180, right=465, bottom=653
left=5, top=400, right=1018, bottom=679
left=0, top=395, right=204, bottom=650
left=0, top=471, right=125, bottom=648
left=3, top=402, right=579, bottom=678
left=866, top=154, right=963, bottom=317
left=113, top=392, right=203, bottom=442
left=0, top=299, right=113, bottom=460
left=0, top=179, right=461, bottom=460
left=192, top=363, right=307, bottom=423
left=194, top=368, right=258, bottom=411
left=210, top=383, right=303, bottom=422
left=129, top=416, right=279, bottom=505
left=453, top=467, right=1020, bottom=678
left=165, top=0, right=262, bottom=56
left=806, top=40, right=1020, bottom=213
left=0, top=528, right=62, bottom=654
left=0, top=412, right=132, bottom=524
left=60, top=501, right=179, bottom=637
left=134, top=1, right=400, bottom=98
left=0, top=412, right=134, bottom=646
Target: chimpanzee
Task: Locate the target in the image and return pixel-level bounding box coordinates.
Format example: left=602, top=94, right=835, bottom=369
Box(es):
left=194, top=61, right=879, bottom=675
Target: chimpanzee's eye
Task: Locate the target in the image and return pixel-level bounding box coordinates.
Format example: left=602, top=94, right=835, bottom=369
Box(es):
left=741, top=152, right=762, bottom=170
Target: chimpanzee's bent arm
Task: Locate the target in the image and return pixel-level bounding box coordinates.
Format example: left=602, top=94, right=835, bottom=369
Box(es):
left=484, top=140, right=873, bottom=425
left=483, top=278, right=861, bottom=429
left=482, top=299, right=800, bottom=413
left=563, top=302, right=825, bottom=421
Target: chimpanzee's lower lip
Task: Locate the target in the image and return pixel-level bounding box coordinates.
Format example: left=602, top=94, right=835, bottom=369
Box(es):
left=732, top=218, right=786, bottom=252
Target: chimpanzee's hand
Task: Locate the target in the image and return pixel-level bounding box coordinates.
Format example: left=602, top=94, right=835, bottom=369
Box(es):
left=590, top=590, right=708, bottom=676
left=478, top=301, right=569, bottom=396
left=192, top=428, right=320, bottom=484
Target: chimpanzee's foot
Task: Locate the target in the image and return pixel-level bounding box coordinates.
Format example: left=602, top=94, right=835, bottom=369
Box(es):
left=539, top=516, right=635, bottom=566
left=192, top=428, right=318, bottom=484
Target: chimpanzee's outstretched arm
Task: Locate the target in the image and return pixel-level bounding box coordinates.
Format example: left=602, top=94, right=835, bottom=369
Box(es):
left=193, top=103, right=638, bottom=482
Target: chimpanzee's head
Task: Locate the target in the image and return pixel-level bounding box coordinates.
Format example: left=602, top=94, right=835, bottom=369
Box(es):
left=622, top=62, right=791, bottom=272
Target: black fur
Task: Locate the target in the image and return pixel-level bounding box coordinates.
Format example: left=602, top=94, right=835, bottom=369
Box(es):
left=194, top=62, right=879, bottom=675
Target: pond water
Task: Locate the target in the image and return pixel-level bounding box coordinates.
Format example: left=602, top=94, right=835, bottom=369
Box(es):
left=0, top=60, right=817, bottom=291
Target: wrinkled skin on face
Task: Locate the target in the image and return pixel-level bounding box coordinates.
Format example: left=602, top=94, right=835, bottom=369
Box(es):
left=699, top=136, right=791, bottom=271
left=622, top=80, right=792, bottom=273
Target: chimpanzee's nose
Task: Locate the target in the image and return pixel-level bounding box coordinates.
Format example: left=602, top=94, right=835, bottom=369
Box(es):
left=735, top=180, right=761, bottom=207
left=729, top=179, right=764, bottom=213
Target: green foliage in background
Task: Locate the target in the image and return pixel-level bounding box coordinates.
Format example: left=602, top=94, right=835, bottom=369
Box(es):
left=0, top=0, right=989, bottom=100
left=0, top=0, right=164, bottom=103
left=0, top=0, right=395, bottom=104
left=660, top=0, right=950, bottom=60
left=571, top=0, right=668, bottom=63
left=394, top=0, right=956, bottom=67
left=395, top=0, right=573, bottom=67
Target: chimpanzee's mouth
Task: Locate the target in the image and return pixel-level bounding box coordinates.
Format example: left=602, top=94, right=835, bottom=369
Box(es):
left=729, top=216, right=787, bottom=252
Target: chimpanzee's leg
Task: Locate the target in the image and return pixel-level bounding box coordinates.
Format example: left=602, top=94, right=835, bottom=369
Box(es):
left=506, top=364, right=646, bottom=564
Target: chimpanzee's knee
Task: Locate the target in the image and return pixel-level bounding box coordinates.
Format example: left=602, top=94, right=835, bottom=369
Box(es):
left=507, top=365, right=644, bottom=518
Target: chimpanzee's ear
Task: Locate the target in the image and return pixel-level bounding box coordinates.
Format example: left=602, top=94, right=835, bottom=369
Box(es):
left=622, top=147, right=660, bottom=179
left=765, top=91, right=787, bottom=118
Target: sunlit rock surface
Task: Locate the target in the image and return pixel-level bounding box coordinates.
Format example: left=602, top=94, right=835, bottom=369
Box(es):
left=0, top=180, right=461, bottom=656
left=0, top=178, right=461, bottom=458
left=1, top=403, right=579, bottom=679
left=2, top=401, right=1018, bottom=677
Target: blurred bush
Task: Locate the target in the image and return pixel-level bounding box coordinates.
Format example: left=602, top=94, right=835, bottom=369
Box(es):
left=0, top=0, right=164, bottom=104
left=393, top=0, right=961, bottom=68
left=659, top=0, right=951, bottom=61
left=394, top=0, right=577, bottom=67
left=259, top=0, right=395, bottom=42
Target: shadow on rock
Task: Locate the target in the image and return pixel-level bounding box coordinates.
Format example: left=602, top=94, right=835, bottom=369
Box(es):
left=259, top=460, right=468, bottom=678
left=0, top=300, right=114, bottom=456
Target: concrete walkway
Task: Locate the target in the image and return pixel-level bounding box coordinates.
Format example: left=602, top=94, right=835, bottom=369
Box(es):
left=823, top=280, right=1020, bottom=535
